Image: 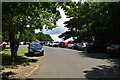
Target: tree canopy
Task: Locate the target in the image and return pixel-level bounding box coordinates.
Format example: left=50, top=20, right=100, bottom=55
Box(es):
left=59, top=2, right=120, bottom=45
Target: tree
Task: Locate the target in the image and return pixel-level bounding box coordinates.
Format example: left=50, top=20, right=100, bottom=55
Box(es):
left=21, top=29, right=37, bottom=42
left=2, top=2, right=60, bottom=60
left=35, top=32, right=53, bottom=41
left=59, top=2, right=120, bottom=45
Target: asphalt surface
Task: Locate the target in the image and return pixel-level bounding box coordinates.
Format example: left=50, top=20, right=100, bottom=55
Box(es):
left=27, top=46, right=119, bottom=78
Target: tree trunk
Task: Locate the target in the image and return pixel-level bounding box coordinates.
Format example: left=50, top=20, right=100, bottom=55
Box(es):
left=9, top=26, right=17, bottom=61
left=16, top=30, right=23, bottom=53
left=10, top=44, right=17, bottom=61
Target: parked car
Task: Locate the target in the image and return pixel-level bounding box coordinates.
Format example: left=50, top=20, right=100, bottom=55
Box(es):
left=40, top=41, right=44, bottom=45
left=50, top=42, right=59, bottom=47
left=73, top=43, right=80, bottom=49
left=106, top=44, right=120, bottom=57
left=78, top=42, right=88, bottom=50
left=67, top=43, right=74, bottom=48
left=45, top=41, right=51, bottom=46
left=85, top=42, right=107, bottom=53
left=49, top=42, right=53, bottom=46
left=58, top=42, right=64, bottom=47
left=28, top=42, right=44, bottom=56
left=61, top=42, right=69, bottom=48
left=24, top=41, right=30, bottom=45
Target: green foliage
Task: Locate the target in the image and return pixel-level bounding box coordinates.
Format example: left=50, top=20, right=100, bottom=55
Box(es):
left=36, top=32, right=53, bottom=41
left=2, top=2, right=61, bottom=59
left=21, top=29, right=36, bottom=42
left=59, top=2, right=120, bottom=45
left=21, top=29, right=53, bottom=41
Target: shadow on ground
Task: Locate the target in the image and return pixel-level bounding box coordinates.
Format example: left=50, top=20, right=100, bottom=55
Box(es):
left=84, top=65, right=120, bottom=79
left=78, top=51, right=120, bottom=79
left=2, top=54, right=38, bottom=68
left=2, top=53, right=38, bottom=79
left=24, top=53, right=43, bottom=57
left=2, top=71, right=16, bottom=79
left=78, top=51, right=109, bottom=59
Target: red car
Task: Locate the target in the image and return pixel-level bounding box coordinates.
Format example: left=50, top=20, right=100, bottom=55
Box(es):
left=61, top=42, right=69, bottom=47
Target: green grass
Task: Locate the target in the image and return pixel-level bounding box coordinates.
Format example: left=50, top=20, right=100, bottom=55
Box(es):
left=1, top=47, right=27, bottom=56
left=0, top=47, right=38, bottom=68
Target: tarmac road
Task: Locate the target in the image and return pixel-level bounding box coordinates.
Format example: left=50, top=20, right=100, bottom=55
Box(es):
left=28, top=46, right=119, bottom=78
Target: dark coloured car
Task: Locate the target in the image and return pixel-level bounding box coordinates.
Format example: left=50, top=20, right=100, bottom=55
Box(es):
left=85, top=43, right=107, bottom=53
left=106, top=44, right=120, bottom=57
left=28, top=42, right=44, bottom=56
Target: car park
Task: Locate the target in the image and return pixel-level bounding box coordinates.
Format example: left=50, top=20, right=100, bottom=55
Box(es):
left=106, top=44, right=120, bottom=57
left=28, top=42, right=44, bottom=56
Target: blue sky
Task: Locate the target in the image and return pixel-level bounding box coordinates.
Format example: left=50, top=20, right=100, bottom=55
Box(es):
left=35, top=7, right=73, bottom=41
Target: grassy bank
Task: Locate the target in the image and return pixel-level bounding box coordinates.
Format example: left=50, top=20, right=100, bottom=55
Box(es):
left=1, top=47, right=38, bottom=68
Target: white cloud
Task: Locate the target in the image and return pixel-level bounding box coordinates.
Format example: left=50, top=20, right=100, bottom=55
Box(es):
left=50, top=34, right=73, bottom=42
left=35, top=7, right=72, bottom=41
left=42, top=7, right=71, bottom=35
left=50, top=34, right=63, bottom=41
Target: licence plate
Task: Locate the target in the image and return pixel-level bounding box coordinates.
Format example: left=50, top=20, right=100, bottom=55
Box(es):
left=35, top=52, right=40, bottom=54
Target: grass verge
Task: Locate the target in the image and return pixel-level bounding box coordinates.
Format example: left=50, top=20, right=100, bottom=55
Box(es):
left=0, top=47, right=38, bottom=69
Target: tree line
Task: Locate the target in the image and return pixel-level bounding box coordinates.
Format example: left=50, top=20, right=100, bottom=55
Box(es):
left=2, top=30, right=53, bottom=42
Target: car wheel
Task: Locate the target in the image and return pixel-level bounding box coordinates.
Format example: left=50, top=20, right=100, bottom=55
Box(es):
left=40, top=51, right=44, bottom=56
left=41, top=52, right=44, bottom=56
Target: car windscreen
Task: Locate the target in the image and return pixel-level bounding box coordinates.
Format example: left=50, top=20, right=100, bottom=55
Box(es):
left=30, top=44, right=42, bottom=48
